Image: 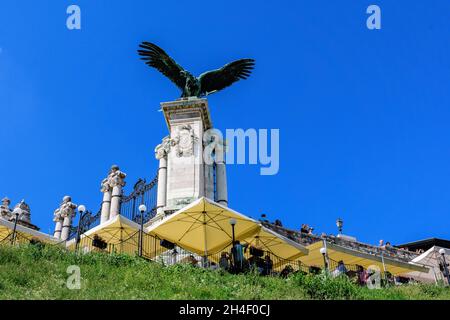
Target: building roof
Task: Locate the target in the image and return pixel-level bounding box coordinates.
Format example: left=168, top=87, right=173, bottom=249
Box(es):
left=395, top=238, right=450, bottom=251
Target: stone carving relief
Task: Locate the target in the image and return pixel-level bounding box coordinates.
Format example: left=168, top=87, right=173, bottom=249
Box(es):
left=174, top=197, right=194, bottom=206
left=171, top=124, right=197, bottom=158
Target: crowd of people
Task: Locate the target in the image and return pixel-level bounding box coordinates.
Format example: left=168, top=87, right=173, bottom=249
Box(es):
left=329, top=260, right=409, bottom=286
left=179, top=241, right=277, bottom=276
left=177, top=244, right=410, bottom=286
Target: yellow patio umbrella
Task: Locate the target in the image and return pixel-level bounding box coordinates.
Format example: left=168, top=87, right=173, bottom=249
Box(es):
left=299, top=241, right=428, bottom=276
left=66, top=215, right=142, bottom=255
left=0, top=218, right=60, bottom=245
left=146, top=197, right=263, bottom=257
left=241, top=226, right=308, bottom=260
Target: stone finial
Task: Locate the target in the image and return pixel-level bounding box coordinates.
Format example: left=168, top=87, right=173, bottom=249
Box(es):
left=0, top=197, right=12, bottom=219
left=58, top=196, right=77, bottom=219
left=12, top=199, right=31, bottom=223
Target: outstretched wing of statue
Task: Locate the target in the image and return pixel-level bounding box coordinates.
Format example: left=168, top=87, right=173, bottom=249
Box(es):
left=137, top=42, right=187, bottom=90
left=199, top=59, right=255, bottom=96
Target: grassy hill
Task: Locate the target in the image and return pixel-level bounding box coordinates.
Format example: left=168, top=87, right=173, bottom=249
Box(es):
left=0, top=244, right=449, bottom=300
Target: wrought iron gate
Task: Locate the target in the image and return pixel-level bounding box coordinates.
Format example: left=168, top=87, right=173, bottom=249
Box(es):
left=120, top=176, right=158, bottom=225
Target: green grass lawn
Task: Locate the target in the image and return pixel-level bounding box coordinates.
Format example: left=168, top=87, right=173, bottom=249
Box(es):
left=0, top=244, right=449, bottom=300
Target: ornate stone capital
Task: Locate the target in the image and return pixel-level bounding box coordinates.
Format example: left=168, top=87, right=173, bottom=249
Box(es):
left=57, top=196, right=77, bottom=219
left=155, top=136, right=171, bottom=160
left=100, top=165, right=126, bottom=192
left=109, top=166, right=127, bottom=188
left=100, top=177, right=111, bottom=193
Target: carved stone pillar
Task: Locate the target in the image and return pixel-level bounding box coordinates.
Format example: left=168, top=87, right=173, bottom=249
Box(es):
left=109, top=165, right=127, bottom=219
left=155, top=137, right=169, bottom=217
left=100, top=174, right=112, bottom=224
left=59, top=196, right=77, bottom=241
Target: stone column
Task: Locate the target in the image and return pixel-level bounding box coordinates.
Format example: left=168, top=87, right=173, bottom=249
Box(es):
left=155, top=137, right=169, bottom=217
left=59, top=196, right=77, bottom=241
left=100, top=176, right=112, bottom=224
left=53, top=209, right=63, bottom=239
left=204, top=162, right=215, bottom=200
left=215, top=141, right=228, bottom=207
left=109, top=165, right=127, bottom=219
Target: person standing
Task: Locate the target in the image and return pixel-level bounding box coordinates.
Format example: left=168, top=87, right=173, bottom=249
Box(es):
left=231, top=241, right=245, bottom=272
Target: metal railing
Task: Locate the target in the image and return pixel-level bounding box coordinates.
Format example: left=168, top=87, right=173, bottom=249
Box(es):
left=0, top=226, right=414, bottom=286
left=68, top=209, right=101, bottom=241
left=261, top=222, right=420, bottom=263
left=68, top=176, right=158, bottom=244
left=73, top=230, right=168, bottom=260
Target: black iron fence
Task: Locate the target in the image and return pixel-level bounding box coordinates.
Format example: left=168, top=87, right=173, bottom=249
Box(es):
left=68, top=209, right=101, bottom=241
left=73, top=230, right=168, bottom=260
left=67, top=176, right=157, bottom=243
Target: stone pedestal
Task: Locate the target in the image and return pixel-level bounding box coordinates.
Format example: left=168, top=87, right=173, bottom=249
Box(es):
left=161, top=98, right=213, bottom=212
left=148, top=97, right=229, bottom=222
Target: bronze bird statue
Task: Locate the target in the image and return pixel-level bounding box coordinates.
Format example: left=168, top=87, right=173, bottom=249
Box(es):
left=138, top=42, right=255, bottom=98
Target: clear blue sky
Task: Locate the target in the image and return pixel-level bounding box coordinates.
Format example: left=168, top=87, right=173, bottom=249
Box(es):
left=1, top=1, right=449, bottom=245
